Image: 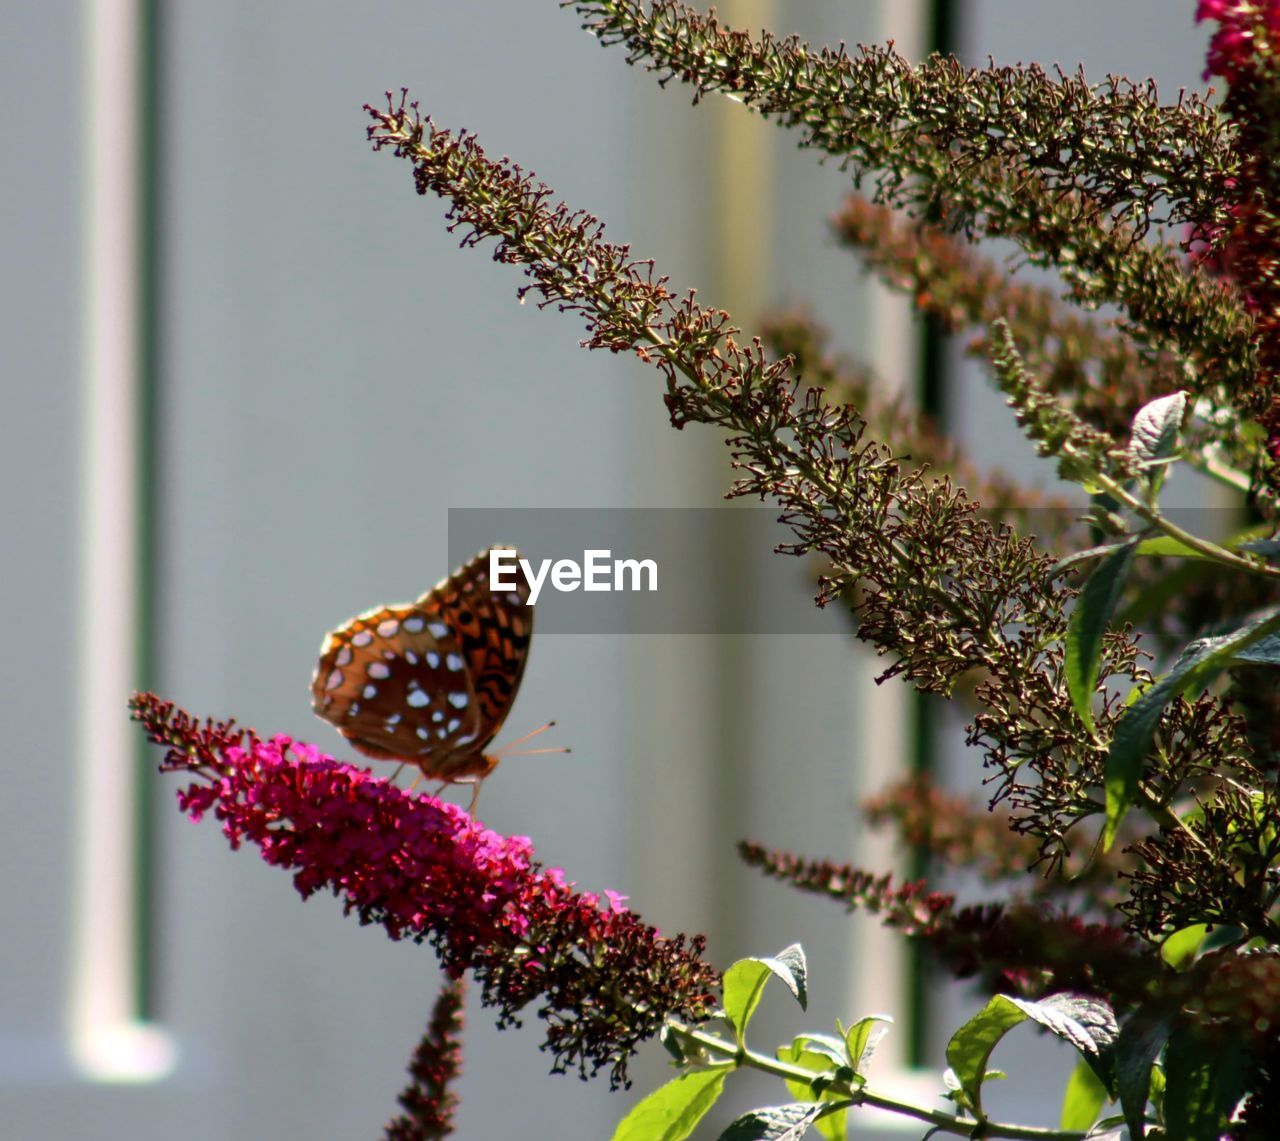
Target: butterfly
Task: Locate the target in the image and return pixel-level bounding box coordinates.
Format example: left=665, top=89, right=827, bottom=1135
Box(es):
left=311, top=546, right=536, bottom=800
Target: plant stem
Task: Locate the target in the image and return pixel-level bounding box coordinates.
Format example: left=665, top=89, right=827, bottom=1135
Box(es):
left=1135, top=782, right=1213, bottom=857
left=666, top=1021, right=1088, bottom=1141
left=1090, top=471, right=1279, bottom=580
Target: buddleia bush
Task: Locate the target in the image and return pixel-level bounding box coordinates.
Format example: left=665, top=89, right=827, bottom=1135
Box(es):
left=137, top=4, right=1280, bottom=1138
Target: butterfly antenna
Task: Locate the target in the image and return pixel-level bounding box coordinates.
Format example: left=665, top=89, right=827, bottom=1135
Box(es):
left=500, top=720, right=558, bottom=750
left=494, top=721, right=571, bottom=758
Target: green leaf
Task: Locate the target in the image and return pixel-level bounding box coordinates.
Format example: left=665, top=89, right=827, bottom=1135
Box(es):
left=1104, top=603, right=1280, bottom=848
left=723, top=961, right=772, bottom=1042
left=1129, top=392, right=1186, bottom=462
left=810, top=1106, right=844, bottom=1141
left=1114, top=1012, right=1170, bottom=1140
left=944, top=995, right=1028, bottom=1115
left=1129, top=391, right=1186, bottom=494
left=722, top=947, right=807, bottom=1041
left=1229, top=516, right=1280, bottom=558
left=611, top=1069, right=728, bottom=1141
left=1060, top=1058, right=1108, bottom=1131
left=787, top=1034, right=847, bottom=1069
left=717, top=1104, right=825, bottom=1141
left=1160, top=925, right=1208, bottom=971
left=1134, top=535, right=1213, bottom=560
left=772, top=945, right=809, bottom=1010
left=777, top=1042, right=848, bottom=1141
left=1010, top=994, right=1119, bottom=1058
left=1202, top=925, right=1247, bottom=954
left=1238, top=536, right=1280, bottom=559
left=1163, top=1025, right=1248, bottom=1141
left=1066, top=541, right=1137, bottom=731
left=1230, top=631, right=1280, bottom=665
left=777, top=1042, right=837, bottom=1095
left=842, top=1014, right=892, bottom=1075
left=1149, top=1061, right=1166, bottom=1109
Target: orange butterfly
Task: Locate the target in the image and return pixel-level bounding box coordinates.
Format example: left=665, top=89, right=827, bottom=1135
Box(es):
left=312, top=547, right=538, bottom=802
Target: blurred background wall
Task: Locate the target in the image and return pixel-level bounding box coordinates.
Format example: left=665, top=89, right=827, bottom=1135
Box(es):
left=3, top=1, right=1209, bottom=1136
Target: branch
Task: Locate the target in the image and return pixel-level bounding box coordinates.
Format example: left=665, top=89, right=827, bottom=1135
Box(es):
left=565, top=1, right=1257, bottom=404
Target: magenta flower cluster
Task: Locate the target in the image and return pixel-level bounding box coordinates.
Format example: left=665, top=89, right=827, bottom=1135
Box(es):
left=1197, top=0, right=1280, bottom=82
left=176, top=733, right=619, bottom=945
left=1191, top=1, right=1280, bottom=457
left=130, top=694, right=718, bottom=1085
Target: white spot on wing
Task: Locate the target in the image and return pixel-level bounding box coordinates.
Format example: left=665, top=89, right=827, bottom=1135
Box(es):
left=368, top=662, right=391, bottom=679
left=376, top=618, right=400, bottom=638
left=428, top=622, right=449, bottom=639
left=407, top=689, right=430, bottom=708
left=446, top=718, right=461, bottom=734
left=426, top=652, right=440, bottom=669
left=402, top=616, right=425, bottom=633
left=362, top=684, right=377, bottom=699
left=352, top=631, right=373, bottom=648
left=448, top=692, right=468, bottom=709
left=446, top=653, right=464, bottom=672
left=325, top=669, right=343, bottom=691
left=335, top=646, right=353, bottom=666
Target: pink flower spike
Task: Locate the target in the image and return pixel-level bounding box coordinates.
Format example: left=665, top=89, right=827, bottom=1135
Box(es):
left=129, top=693, right=718, bottom=1087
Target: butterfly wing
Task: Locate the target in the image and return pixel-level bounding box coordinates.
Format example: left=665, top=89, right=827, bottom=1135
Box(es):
left=311, top=547, right=533, bottom=782
left=417, top=546, right=533, bottom=752
left=311, top=601, right=484, bottom=770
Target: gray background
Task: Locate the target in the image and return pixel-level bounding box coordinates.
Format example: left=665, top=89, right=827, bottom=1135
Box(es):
left=3, top=1, right=1212, bottom=1137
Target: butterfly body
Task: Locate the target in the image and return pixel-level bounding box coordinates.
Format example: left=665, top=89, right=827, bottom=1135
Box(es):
left=311, top=546, right=533, bottom=785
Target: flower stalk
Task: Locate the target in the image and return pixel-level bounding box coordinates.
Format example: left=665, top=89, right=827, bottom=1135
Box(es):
left=129, top=693, right=718, bottom=1087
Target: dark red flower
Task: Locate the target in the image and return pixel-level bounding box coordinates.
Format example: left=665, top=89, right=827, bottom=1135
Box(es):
left=1197, top=0, right=1280, bottom=83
